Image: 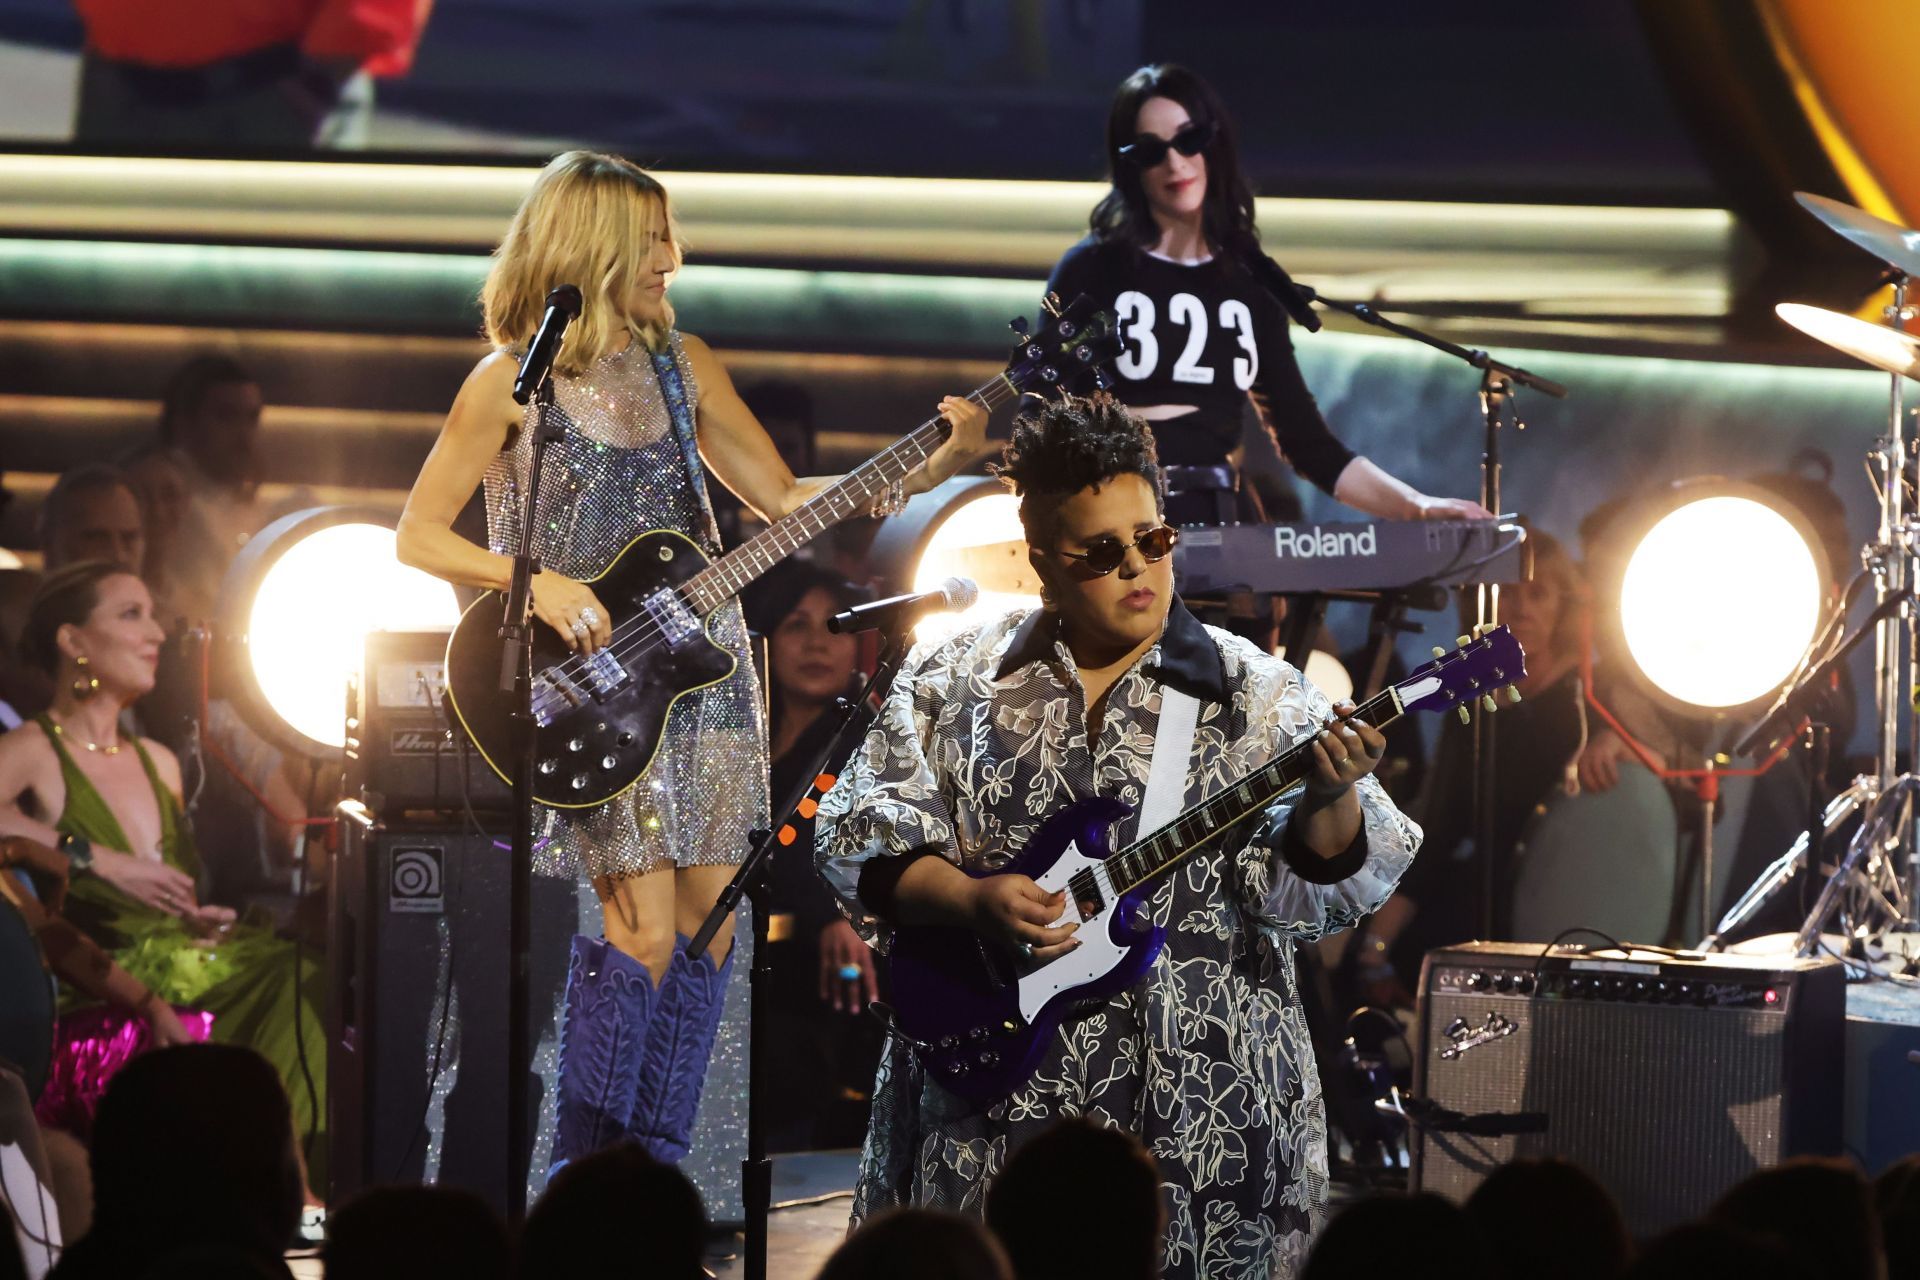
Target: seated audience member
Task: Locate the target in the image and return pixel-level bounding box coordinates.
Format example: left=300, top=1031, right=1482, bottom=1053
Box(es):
left=1709, top=1156, right=1886, bottom=1280
left=324, top=1186, right=509, bottom=1280
left=1625, top=1221, right=1801, bottom=1280
left=1875, top=1155, right=1920, bottom=1280
left=0, top=564, right=324, bottom=1163
left=1464, top=1158, right=1630, bottom=1280
left=1301, top=1192, right=1485, bottom=1280
left=518, top=1145, right=705, bottom=1280
left=743, top=561, right=885, bottom=1151
left=2, top=463, right=153, bottom=724
left=816, top=1209, right=1012, bottom=1280
left=148, top=355, right=269, bottom=631
left=46, top=1044, right=301, bottom=1280
left=35, top=467, right=145, bottom=576
left=986, top=1118, right=1162, bottom=1280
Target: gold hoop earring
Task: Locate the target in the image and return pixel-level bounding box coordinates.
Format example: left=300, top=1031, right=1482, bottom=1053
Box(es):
left=71, top=654, right=99, bottom=700
left=1038, top=583, right=1058, bottom=613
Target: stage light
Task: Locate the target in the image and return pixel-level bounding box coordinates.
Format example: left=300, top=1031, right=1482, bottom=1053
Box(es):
left=867, top=476, right=1040, bottom=643
left=217, top=506, right=460, bottom=757
left=1615, top=483, right=1826, bottom=712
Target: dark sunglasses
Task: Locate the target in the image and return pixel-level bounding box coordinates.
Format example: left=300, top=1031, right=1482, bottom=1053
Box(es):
left=1056, top=525, right=1180, bottom=576
left=1116, top=120, right=1216, bottom=169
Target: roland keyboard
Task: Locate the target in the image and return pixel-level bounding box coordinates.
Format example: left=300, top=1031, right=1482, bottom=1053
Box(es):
left=1173, top=518, right=1528, bottom=597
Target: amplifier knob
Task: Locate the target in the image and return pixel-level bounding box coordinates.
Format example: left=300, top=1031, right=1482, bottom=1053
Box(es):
left=1607, top=977, right=1630, bottom=998
left=1629, top=980, right=1651, bottom=1001
left=1567, top=977, right=1589, bottom=997
left=1466, top=971, right=1491, bottom=991
left=1653, top=980, right=1673, bottom=1002
left=1512, top=973, right=1536, bottom=995
left=1493, top=973, right=1514, bottom=994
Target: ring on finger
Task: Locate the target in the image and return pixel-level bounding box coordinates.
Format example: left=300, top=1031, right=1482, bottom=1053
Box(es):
left=1018, top=941, right=1034, bottom=960
left=570, top=618, right=589, bottom=637
left=579, top=605, right=601, bottom=628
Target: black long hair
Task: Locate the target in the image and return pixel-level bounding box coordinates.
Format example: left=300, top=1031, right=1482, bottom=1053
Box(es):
left=1089, top=64, right=1260, bottom=258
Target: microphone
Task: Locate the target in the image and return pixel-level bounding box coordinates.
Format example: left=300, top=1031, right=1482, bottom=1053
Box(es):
left=1243, top=250, right=1322, bottom=333
left=513, top=284, right=584, bottom=404
left=829, top=578, right=978, bottom=635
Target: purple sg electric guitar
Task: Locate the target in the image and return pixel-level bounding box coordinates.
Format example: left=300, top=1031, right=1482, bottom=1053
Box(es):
left=885, top=626, right=1527, bottom=1104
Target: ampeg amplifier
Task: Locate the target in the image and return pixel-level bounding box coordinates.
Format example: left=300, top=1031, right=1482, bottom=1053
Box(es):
left=328, top=803, right=578, bottom=1211
left=349, top=629, right=509, bottom=817
left=1412, top=941, right=1843, bottom=1236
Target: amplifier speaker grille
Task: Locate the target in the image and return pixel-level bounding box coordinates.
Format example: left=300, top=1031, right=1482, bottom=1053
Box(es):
left=1412, top=942, right=1843, bottom=1236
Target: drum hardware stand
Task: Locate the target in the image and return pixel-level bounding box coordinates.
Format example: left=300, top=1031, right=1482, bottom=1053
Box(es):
left=1715, top=280, right=1920, bottom=963
left=1293, top=283, right=1569, bottom=936
left=688, top=622, right=915, bottom=1280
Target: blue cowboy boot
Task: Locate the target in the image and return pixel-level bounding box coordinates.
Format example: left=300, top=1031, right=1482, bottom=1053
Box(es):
left=629, top=934, right=734, bottom=1164
left=550, top=934, right=658, bottom=1172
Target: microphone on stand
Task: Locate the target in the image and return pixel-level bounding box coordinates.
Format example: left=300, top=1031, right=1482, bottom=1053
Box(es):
left=513, top=284, right=584, bottom=404
left=1243, top=250, right=1322, bottom=333
left=830, top=578, right=978, bottom=635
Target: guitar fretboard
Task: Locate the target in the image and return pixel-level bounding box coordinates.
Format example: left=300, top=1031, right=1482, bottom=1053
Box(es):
left=1103, top=685, right=1405, bottom=898
left=679, top=371, right=1024, bottom=617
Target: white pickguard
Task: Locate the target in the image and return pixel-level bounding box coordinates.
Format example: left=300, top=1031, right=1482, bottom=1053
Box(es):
left=1016, top=839, right=1136, bottom=1023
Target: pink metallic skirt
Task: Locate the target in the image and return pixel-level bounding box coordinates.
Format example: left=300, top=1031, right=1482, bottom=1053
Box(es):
left=32, top=1005, right=215, bottom=1139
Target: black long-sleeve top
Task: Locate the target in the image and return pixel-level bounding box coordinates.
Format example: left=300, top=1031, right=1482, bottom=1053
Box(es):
left=1045, top=235, right=1356, bottom=488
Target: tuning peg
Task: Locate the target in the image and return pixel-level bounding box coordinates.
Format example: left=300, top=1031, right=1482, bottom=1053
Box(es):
left=1009, top=316, right=1031, bottom=338
left=1481, top=694, right=1498, bottom=714
left=1456, top=705, right=1471, bottom=725
left=1456, top=635, right=1471, bottom=648
left=1041, top=291, right=1062, bottom=318
left=1507, top=686, right=1522, bottom=704
left=1432, top=646, right=1447, bottom=659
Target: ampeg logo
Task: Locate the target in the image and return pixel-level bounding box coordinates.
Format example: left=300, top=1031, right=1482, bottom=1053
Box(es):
left=389, top=846, right=446, bottom=914
left=1273, top=524, right=1378, bottom=558
left=389, top=728, right=448, bottom=757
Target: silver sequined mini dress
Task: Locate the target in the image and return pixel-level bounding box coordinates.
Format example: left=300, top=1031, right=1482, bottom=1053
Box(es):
left=482, top=333, right=769, bottom=881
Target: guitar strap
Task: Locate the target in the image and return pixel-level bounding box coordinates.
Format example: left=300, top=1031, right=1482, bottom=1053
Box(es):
left=651, top=343, right=724, bottom=557
left=1138, top=687, right=1199, bottom=838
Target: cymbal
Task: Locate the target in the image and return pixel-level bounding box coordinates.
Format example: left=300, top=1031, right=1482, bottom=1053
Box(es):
left=1777, top=302, right=1920, bottom=380
left=1796, top=192, right=1920, bottom=278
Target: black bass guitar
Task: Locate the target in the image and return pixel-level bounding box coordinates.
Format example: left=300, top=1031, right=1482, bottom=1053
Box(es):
left=444, top=296, right=1120, bottom=810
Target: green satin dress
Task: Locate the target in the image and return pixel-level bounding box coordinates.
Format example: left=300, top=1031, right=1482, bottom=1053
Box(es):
left=38, top=716, right=326, bottom=1166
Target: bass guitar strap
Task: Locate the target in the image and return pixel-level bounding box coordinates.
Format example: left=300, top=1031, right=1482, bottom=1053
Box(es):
left=1138, top=687, right=1199, bottom=839
left=651, top=342, right=724, bottom=558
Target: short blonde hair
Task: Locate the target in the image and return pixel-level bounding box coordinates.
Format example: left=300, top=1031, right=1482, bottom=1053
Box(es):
left=482, top=151, right=683, bottom=376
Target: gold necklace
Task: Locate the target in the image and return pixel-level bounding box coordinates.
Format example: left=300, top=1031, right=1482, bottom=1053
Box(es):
left=49, top=718, right=122, bottom=756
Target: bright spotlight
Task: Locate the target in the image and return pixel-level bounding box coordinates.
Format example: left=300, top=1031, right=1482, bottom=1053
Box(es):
left=218, top=507, right=461, bottom=756
left=1617, top=486, right=1826, bottom=711
left=868, top=477, right=1040, bottom=643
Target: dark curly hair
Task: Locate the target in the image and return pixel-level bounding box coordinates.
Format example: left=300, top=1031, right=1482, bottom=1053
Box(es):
left=993, top=394, right=1161, bottom=547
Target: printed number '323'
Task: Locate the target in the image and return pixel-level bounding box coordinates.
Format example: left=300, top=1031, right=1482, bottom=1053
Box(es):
left=1114, top=290, right=1258, bottom=389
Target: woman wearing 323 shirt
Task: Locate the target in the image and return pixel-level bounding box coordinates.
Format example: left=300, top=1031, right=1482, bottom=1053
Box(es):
left=1046, top=63, right=1489, bottom=529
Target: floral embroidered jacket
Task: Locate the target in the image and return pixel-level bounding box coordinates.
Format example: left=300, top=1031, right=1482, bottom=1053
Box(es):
left=816, top=601, right=1422, bottom=1280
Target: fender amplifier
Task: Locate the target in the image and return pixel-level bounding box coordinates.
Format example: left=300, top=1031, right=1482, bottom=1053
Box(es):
left=1411, top=941, right=1844, bottom=1236
left=349, top=629, right=510, bottom=816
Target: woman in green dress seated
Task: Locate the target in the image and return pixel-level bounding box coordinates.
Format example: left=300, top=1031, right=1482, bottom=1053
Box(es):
left=0, top=560, right=324, bottom=1180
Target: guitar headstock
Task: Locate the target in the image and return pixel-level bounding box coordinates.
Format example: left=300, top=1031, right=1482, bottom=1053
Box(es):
left=1003, top=293, right=1122, bottom=400
left=1395, top=625, right=1528, bottom=723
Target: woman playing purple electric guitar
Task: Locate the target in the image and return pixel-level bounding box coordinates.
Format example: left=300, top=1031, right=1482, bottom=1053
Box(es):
left=817, top=395, right=1425, bottom=1280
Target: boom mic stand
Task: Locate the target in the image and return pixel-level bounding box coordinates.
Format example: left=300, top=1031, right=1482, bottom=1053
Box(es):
left=1296, top=285, right=1569, bottom=935
left=688, top=621, right=918, bottom=1280
left=500, top=371, right=564, bottom=1223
